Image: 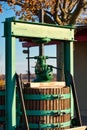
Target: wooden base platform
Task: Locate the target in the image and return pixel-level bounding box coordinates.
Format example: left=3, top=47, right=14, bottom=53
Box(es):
left=66, top=126, right=87, bottom=130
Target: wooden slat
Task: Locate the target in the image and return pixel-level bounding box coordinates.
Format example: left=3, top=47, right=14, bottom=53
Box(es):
left=66, top=126, right=87, bottom=130
left=0, top=82, right=71, bottom=129
left=24, top=81, right=65, bottom=88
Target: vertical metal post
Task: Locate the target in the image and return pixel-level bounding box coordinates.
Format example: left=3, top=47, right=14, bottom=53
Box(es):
left=39, top=44, right=44, bottom=56
left=56, top=43, right=64, bottom=81
left=39, top=9, right=44, bottom=56
left=64, top=42, right=74, bottom=84
left=64, top=41, right=74, bottom=119
left=28, top=47, right=30, bottom=82
left=5, top=19, right=16, bottom=130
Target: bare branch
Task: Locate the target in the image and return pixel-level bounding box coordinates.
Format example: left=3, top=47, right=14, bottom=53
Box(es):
left=83, top=1, right=87, bottom=9
left=69, top=0, right=78, bottom=12
left=44, top=13, right=55, bottom=24
left=53, top=0, right=63, bottom=25
left=63, top=0, right=66, bottom=9
left=44, top=10, right=53, bottom=17
left=68, top=0, right=84, bottom=24
left=0, top=0, right=87, bottom=25
left=0, top=0, right=7, bottom=1
left=14, top=1, right=24, bottom=6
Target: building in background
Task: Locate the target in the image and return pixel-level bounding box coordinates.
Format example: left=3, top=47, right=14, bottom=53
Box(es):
left=75, top=27, right=87, bottom=124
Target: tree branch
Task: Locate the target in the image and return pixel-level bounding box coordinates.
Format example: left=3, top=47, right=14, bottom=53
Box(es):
left=69, top=0, right=78, bottom=12
left=68, top=0, right=84, bottom=24
left=53, top=0, right=63, bottom=25
left=44, top=13, right=55, bottom=24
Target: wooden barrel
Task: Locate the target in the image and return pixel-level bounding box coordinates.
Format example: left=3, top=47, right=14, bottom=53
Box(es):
left=22, top=82, right=71, bottom=130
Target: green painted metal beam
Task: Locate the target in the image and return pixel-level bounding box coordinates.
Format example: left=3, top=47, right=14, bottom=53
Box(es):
left=17, top=109, right=71, bottom=116
left=26, top=109, right=71, bottom=116
left=11, top=22, right=74, bottom=40
left=8, top=17, right=74, bottom=29
left=28, top=121, right=71, bottom=129
left=5, top=18, right=16, bottom=130
left=24, top=93, right=71, bottom=100
left=4, top=17, right=74, bottom=42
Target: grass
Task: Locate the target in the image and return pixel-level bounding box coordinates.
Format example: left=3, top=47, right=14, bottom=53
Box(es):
left=0, top=80, right=5, bottom=86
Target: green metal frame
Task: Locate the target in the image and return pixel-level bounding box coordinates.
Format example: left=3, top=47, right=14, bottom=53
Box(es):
left=4, top=18, right=16, bottom=130
left=24, top=93, right=71, bottom=100
left=25, top=109, right=71, bottom=116
left=4, top=17, right=74, bottom=130
left=17, top=109, right=71, bottom=116
left=28, top=121, right=71, bottom=129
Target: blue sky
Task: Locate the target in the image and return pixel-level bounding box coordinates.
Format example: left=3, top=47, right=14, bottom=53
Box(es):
left=0, top=3, right=56, bottom=74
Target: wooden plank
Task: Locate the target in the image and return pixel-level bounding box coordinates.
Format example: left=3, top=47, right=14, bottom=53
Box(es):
left=11, top=21, right=74, bottom=41
left=16, top=74, right=29, bottom=130
left=66, top=126, right=87, bottom=130
left=24, top=81, right=65, bottom=88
